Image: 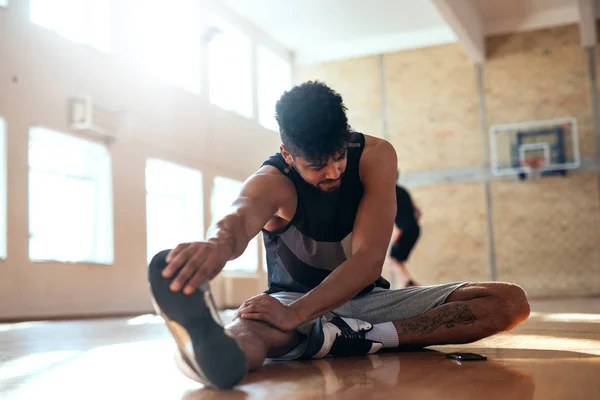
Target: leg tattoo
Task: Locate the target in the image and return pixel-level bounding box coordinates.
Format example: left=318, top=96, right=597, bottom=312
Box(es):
left=397, top=304, right=477, bottom=335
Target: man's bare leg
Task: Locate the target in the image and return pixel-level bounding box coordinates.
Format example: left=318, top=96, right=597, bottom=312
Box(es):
left=392, top=282, right=530, bottom=346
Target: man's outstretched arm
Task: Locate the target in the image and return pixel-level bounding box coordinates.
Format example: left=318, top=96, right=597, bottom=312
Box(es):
left=162, top=168, right=293, bottom=295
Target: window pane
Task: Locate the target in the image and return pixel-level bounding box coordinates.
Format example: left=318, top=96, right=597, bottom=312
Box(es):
left=0, top=118, right=5, bottom=259
left=28, top=127, right=113, bottom=263
left=257, top=46, right=292, bottom=132
left=29, top=170, right=97, bottom=261
left=131, top=0, right=202, bottom=94
left=208, top=19, right=253, bottom=118
left=145, top=158, right=190, bottom=197
left=145, top=159, right=203, bottom=263
left=0, top=1, right=8, bottom=8
left=211, top=176, right=258, bottom=273
left=29, top=0, right=111, bottom=53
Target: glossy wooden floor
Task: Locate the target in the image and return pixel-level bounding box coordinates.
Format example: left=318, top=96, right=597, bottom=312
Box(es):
left=2, top=298, right=600, bottom=399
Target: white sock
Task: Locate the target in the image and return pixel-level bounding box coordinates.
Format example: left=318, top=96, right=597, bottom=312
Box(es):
left=365, top=322, right=399, bottom=348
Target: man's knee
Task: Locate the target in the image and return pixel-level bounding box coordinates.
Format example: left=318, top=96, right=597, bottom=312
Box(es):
left=492, top=283, right=531, bottom=331
left=448, top=282, right=530, bottom=332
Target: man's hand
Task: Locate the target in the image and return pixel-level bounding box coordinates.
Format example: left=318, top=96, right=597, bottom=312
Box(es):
left=233, top=294, right=304, bottom=332
left=162, top=241, right=232, bottom=295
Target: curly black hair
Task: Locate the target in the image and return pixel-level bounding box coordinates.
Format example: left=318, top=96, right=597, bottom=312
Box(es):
left=275, top=81, right=351, bottom=163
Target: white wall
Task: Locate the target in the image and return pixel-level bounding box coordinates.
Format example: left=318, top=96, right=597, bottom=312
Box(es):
left=0, top=0, right=286, bottom=319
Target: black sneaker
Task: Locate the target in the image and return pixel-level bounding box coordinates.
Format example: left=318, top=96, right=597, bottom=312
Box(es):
left=148, top=250, right=247, bottom=389
left=304, top=316, right=383, bottom=359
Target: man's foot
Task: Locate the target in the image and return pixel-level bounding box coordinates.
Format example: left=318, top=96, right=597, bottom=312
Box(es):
left=304, top=316, right=383, bottom=359
left=148, top=250, right=247, bottom=389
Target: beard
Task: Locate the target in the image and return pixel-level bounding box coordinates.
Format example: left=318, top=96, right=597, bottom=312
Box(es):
left=315, top=172, right=345, bottom=193
left=291, top=162, right=345, bottom=193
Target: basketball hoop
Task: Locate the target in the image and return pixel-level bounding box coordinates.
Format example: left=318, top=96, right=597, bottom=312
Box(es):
left=521, top=157, right=545, bottom=180
left=489, top=117, right=580, bottom=179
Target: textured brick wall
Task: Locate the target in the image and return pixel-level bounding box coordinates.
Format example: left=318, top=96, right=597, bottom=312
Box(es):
left=408, top=183, right=491, bottom=285
left=491, top=173, right=600, bottom=297
left=295, top=24, right=600, bottom=298
left=384, top=44, right=482, bottom=172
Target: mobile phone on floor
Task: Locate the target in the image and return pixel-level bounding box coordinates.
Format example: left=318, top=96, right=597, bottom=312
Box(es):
left=446, top=352, right=487, bottom=361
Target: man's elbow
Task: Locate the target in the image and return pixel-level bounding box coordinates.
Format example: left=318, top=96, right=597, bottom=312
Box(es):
left=366, top=255, right=385, bottom=284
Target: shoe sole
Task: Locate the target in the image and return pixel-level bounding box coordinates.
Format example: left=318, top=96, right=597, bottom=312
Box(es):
left=172, top=342, right=208, bottom=385
left=148, top=259, right=247, bottom=389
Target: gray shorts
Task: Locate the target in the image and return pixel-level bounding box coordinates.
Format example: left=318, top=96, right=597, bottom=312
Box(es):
left=269, top=281, right=468, bottom=360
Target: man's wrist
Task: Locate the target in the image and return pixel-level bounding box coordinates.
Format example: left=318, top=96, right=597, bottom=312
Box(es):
left=287, top=301, right=311, bottom=327
left=206, top=235, right=235, bottom=262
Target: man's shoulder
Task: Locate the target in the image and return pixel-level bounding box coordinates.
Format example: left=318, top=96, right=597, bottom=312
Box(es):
left=362, top=134, right=395, bottom=156
left=247, top=165, right=296, bottom=200
left=259, top=164, right=287, bottom=177
left=360, top=135, right=397, bottom=172
left=254, top=164, right=293, bottom=184
left=251, top=165, right=297, bottom=226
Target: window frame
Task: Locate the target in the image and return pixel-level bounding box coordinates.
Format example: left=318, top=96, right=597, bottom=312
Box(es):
left=256, top=44, right=293, bottom=132
left=211, top=176, right=259, bottom=275
left=29, top=0, right=112, bottom=53
left=145, top=158, right=204, bottom=264
left=27, top=126, right=113, bottom=265
left=129, top=0, right=203, bottom=95
left=0, top=117, right=6, bottom=260
left=207, top=17, right=254, bottom=119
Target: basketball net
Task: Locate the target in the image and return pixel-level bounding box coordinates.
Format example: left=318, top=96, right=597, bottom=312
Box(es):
left=522, top=157, right=545, bottom=179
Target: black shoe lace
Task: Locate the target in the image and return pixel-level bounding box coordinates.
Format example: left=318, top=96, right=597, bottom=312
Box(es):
left=330, top=317, right=369, bottom=341
left=339, top=329, right=367, bottom=340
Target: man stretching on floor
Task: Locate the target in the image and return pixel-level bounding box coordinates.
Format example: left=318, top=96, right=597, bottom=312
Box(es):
left=148, top=81, right=530, bottom=389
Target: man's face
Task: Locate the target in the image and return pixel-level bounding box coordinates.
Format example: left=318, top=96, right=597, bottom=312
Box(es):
left=282, top=146, right=348, bottom=193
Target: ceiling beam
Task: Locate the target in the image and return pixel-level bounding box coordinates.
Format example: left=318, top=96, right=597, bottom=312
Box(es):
left=432, top=0, right=485, bottom=63
left=577, top=0, right=597, bottom=47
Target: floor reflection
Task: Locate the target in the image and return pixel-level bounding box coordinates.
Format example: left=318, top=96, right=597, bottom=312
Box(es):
left=183, top=350, right=537, bottom=400
left=2, top=298, right=600, bottom=400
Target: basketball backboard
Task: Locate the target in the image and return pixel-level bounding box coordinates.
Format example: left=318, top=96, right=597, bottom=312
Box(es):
left=489, top=117, right=580, bottom=178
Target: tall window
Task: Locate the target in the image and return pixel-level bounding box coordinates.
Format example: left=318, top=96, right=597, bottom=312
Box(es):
left=131, top=0, right=202, bottom=94
left=28, top=127, right=113, bottom=263
left=29, top=0, right=111, bottom=53
left=257, top=45, right=292, bottom=131
left=145, top=159, right=204, bottom=263
left=0, top=118, right=6, bottom=259
left=211, top=176, right=258, bottom=273
left=208, top=19, right=253, bottom=118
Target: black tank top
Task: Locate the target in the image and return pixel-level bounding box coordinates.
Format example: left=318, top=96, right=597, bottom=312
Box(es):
left=261, top=132, right=390, bottom=295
